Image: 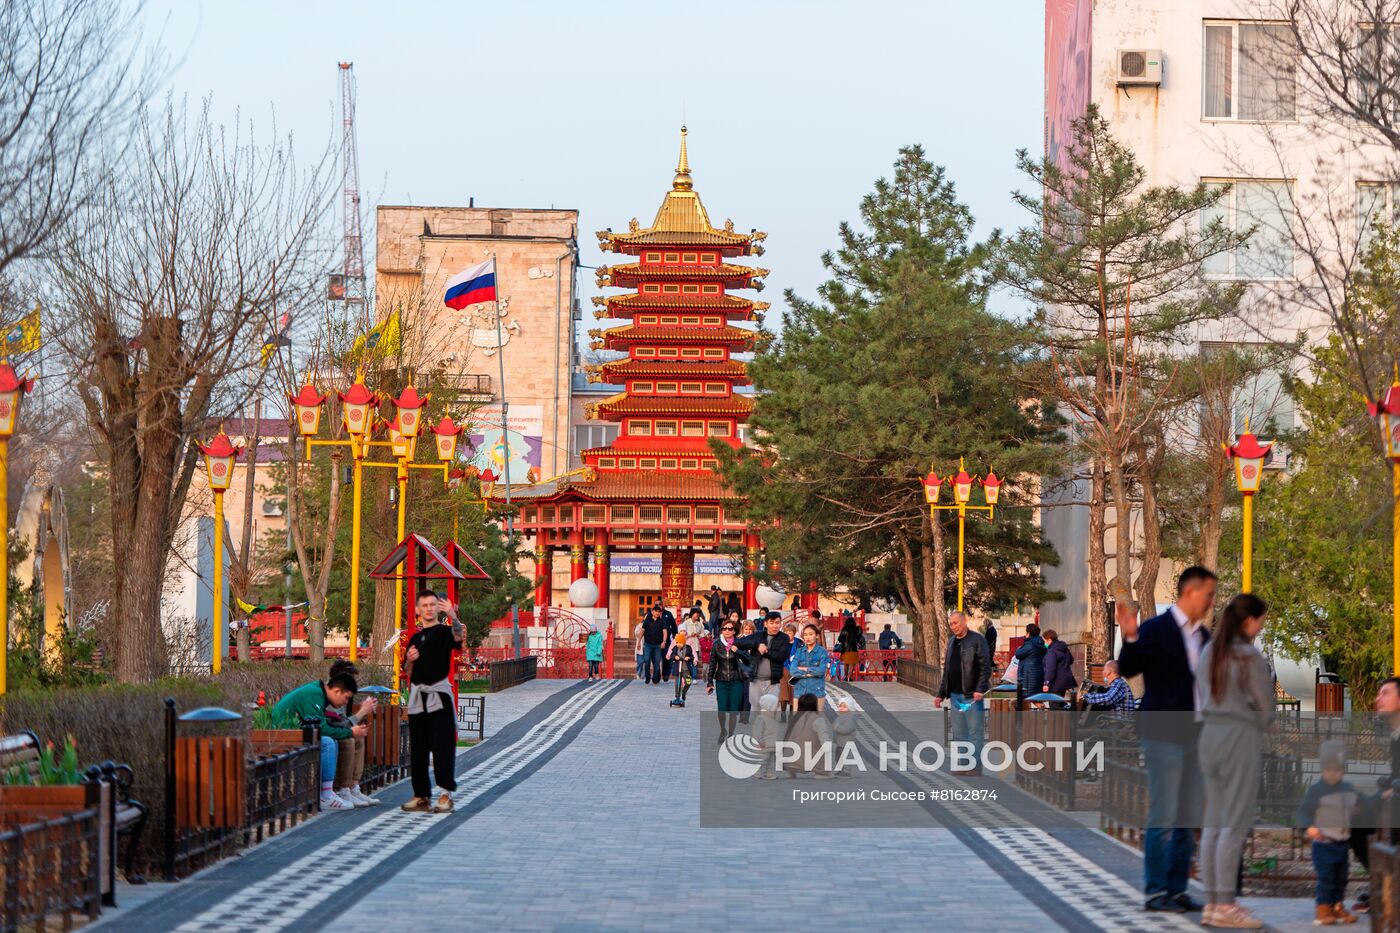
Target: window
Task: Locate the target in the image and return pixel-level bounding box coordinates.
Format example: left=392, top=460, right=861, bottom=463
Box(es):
left=681, top=316, right=700, bottom=325
left=703, top=348, right=725, bottom=359
left=575, top=423, right=619, bottom=451
left=639, top=458, right=657, bottom=469
left=645, top=252, right=661, bottom=262
left=1203, top=179, right=1294, bottom=279
left=619, top=458, right=637, bottom=469
left=695, top=506, right=719, bottom=523
left=701, top=252, right=716, bottom=263
left=640, top=506, right=663, bottom=523
left=705, top=382, right=727, bottom=394
left=643, top=284, right=660, bottom=293
left=1203, top=21, right=1297, bottom=121
left=682, top=252, right=698, bottom=263
left=635, top=347, right=657, bottom=358
left=664, top=252, right=679, bottom=263
left=682, top=421, right=705, bottom=436
left=681, top=348, right=702, bottom=359
left=632, top=381, right=654, bottom=394
left=598, top=457, right=616, bottom=468
left=655, top=420, right=678, bottom=436
left=703, top=315, right=722, bottom=325
left=629, top=420, right=652, bottom=436
left=709, top=421, right=732, bottom=436
left=680, top=382, right=702, bottom=394
left=638, top=315, right=657, bottom=325
left=1358, top=25, right=1400, bottom=124
left=582, top=505, right=606, bottom=524
left=658, top=347, right=679, bottom=358
left=660, top=315, right=679, bottom=324
left=683, top=285, right=699, bottom=294
left=1358, top=182, right=1400, bottom=252
left=702, top=458, right=717, bottom=470
left=660, top=458, right=677, bottom=469
left=1233, top=364, right=1295, bottom=438
left=611, top=505, right=634, bottom=522
left=662, top=284, right=679, bottom=294
left=667, top=505, right=691, bottom=523
left=657, top=381, right=678, bottom=393
left=681, top=458, right=699, bottom=470
left=702, top=284, right=720, bottom=293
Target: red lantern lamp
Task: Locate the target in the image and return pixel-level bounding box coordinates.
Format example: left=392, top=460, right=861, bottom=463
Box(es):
left=952, top=464, right=974, bottom=506
left=288, top=383, right=327, bottom=438
left=1368, top=375, right=1400, bottom=462
left=338, top=379, right=378, bottom=438
left=392, top=385, right=429, bottom=438
left=0, top=362, right=35, bottom=438
left=386, top=417, right=412, bottom=459
left=1226, top=430, right=1273, bottom=495
left=922, top=468, right=941, bottom=505
left=447, top=468, right=465, bottom=491
left=430, top=415, right=463, bottom=462
left=982, top=469, right=1002, bottom=506
left=198, top=429, right=245, bottom=492
left=479, top=467, right=497, bottom=497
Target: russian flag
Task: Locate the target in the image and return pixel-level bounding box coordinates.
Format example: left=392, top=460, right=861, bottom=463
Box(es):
left=444, top=257, right=497, bottom=310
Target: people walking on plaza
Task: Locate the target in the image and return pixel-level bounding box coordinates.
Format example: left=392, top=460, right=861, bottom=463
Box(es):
left=753, top=692, right=782, bottom=779
left=706, top=619, right=748, bottom=741
left=667, top=631, right=696, bottom=707
left=402, top=588, right=465, bottom=814
left=1297, top=741, right=1361, bottom=925
left=782, top=693, right=834, bottom=778
left=736, top=610, right=792, bottom=713
left=585, top=621, right=604, bottom=682
left=634, top=626, right=646, bottom=680
left=697, top=628, right=713, bottom=681
left=658, top=600, right=678, bottom=682
left=274, top=670, right=366, bottom=811
left=1043, top=629, right=1076, bottom=696
left=878, top=623, right=903, bottom=650
left=1014, top=623, right=1046, bottom=700
left=836, top=614, right=865, bottom=683
left=639, top=604, right=669, bottom=685
left=934, top=611, right=991, bottom=775
left=1081, top=660, right=1135, bottom=716
left=684, top=608, right=705, bottom=646
left=781, top=621, right=799, bottom=711
left=983, top=619, right=998, bottom=661
left=707, top=585, right=725, bottom=636
left=1196, top=593, right=1273, bottom=930
left=1118, top=565, right=1217, bottom=913
left=724, top=591, right=741, bottom=618
left=788, top=623, right=831, bottom=712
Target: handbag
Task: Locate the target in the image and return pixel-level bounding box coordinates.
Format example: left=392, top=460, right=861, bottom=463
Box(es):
left=1000, top=657, right=1020, bottom=684
left=735, top=648, right=756, bottom=681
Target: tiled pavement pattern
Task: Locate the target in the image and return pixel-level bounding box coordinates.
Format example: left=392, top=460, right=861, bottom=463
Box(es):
left=99, top=678, right=1327, bottom=932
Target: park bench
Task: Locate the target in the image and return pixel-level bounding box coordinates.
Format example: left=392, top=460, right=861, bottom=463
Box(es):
left=0, top=732, right=148, bottom=902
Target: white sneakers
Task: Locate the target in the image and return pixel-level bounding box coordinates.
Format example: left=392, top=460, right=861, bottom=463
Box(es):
left=319, top=785, right=380, bottom=810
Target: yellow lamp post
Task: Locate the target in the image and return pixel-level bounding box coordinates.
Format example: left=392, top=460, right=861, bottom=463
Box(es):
left=1224, top=423, right=1272, bottom=593
left=0, top=361, right=34, bottom=695
left=197, top=428, right=244, bottom=674
left=922, top=458, right=1000, bottom=612
left=1368, top=373, right=1400, bottom=674
left=296, top=377, right=459, bottom=687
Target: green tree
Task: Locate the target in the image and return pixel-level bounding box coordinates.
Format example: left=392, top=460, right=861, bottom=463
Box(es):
left=993, top=105, right=1247, bottom=658
left=717, top=146, right=1064, bottom=661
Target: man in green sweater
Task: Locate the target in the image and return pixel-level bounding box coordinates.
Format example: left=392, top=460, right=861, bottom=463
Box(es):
left=273, top=672, right=366, bottom=811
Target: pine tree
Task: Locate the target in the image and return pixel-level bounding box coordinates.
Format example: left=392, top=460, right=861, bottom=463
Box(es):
left=717, top=146, right=1063, bottom=661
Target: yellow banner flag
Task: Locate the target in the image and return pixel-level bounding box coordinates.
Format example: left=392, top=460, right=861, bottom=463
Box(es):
left=3, top=303, right=40, bottom=354
left=349, top=309, right=402, bottom=359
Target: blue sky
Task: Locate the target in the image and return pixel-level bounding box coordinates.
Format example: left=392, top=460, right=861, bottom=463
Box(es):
left=144, top=0, right=1043, bottom=317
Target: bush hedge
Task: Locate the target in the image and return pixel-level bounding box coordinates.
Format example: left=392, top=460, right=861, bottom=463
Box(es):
left=0, top=659, right=394, bottom=878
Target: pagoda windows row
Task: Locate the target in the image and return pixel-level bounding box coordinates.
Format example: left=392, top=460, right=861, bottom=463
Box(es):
left=642, top=251, right=719, bottom=265
left=630, top=381, right=731, bottom=397
left=634, top=346, right=728, bottom=360
left=627, top=418, right=732, bottom=437
left=640, top=283, right=722, bottom=295
left=635, top=314, right=724, bottom=326
left=594, top=455, right=718, bottom=471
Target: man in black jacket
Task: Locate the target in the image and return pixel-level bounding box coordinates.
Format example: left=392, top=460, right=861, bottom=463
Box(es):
left=1118, top=565, right=1217, bottom=914
left=706, top=586, right=725, bottom=637
left=736, top=610, right=791, bottom=712
left=934, top=611, right=991, bottom=775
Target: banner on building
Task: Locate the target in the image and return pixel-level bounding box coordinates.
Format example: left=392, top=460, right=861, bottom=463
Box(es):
left=611, top=555, right=742, bottom=576
left=467, top=404, right=543, bottom=478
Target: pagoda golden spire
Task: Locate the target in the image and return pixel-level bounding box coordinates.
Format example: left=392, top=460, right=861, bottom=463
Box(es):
left=672, top=125, right=692, bottom=191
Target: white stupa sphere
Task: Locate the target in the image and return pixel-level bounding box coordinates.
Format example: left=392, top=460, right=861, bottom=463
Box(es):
left=755, top=585, right=786, bottom=611
left=568, top=578, right=600, bottom=608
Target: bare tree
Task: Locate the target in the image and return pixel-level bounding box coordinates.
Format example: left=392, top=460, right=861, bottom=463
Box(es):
left=47, top=100, right=333, bottom=681
left=0, top=0, right=155, bottom=278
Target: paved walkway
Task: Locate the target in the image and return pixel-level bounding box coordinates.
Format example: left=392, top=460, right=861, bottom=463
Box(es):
left=95, top=680, right=1322, bottom=932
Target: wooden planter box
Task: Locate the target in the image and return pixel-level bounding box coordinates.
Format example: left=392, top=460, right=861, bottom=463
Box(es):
left=250, top=729, right=308, bottom=758
left=0, top=783, right=99, bottom=823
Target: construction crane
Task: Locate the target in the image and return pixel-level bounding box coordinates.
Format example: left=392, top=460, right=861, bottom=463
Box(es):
left=331, top=61, right=366, bottom=321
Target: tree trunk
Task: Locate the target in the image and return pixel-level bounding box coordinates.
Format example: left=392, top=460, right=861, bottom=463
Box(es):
left=1087, top=460, right=1109, bottom=663
left=1135, top=429, right=1166, bottom=612
left=930, top=512, right=947, bottom=661
left=1108, top=455, right=1135, bottom=592
left=1199, top=445, right=1230, bottom=571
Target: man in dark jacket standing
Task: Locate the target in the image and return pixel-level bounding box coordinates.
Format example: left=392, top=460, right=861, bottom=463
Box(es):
left=736, top=610, right=791, bottom=712
left=706, top=586, right=725, bottom=637
left=1118, top=565, right=1217, bottom=914
left=934, top=611, right=991, bottom=775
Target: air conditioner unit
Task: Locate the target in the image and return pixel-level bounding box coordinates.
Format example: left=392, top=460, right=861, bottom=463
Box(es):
left=1117, top=49, right=1163, bottom=86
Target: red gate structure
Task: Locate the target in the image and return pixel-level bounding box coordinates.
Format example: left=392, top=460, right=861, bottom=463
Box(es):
left=369, top=534, right=466, bottom=694
left=535, top=607, right=613, bottom=679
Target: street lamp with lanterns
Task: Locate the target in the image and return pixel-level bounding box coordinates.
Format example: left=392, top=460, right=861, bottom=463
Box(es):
left=0, top=361, right=34, bottom=695
left=1368, top=370, right=1400, bottom=675
left=1224, top=422, right=1272, bottom=594
left=921, top=458, right=1000, bottom=613
left=197, top=428, right=245, bottom=675
left=294, top=374, right=460, bottom=690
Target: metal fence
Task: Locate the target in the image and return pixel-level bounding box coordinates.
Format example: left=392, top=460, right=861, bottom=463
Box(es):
left=0, top=805, right=103, bottom=932
left=457, top=696, right=485, bottom=742
left=243, top=745, right=319, bottom=847
left=490, top=656, right=538, bottom=692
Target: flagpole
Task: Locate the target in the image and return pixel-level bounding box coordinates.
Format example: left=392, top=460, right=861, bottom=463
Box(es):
left=491, top=253, right=521, bottom=659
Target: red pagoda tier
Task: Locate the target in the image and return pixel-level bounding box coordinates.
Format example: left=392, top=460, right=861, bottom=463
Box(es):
left=491, top=127, right=769, bottom=615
